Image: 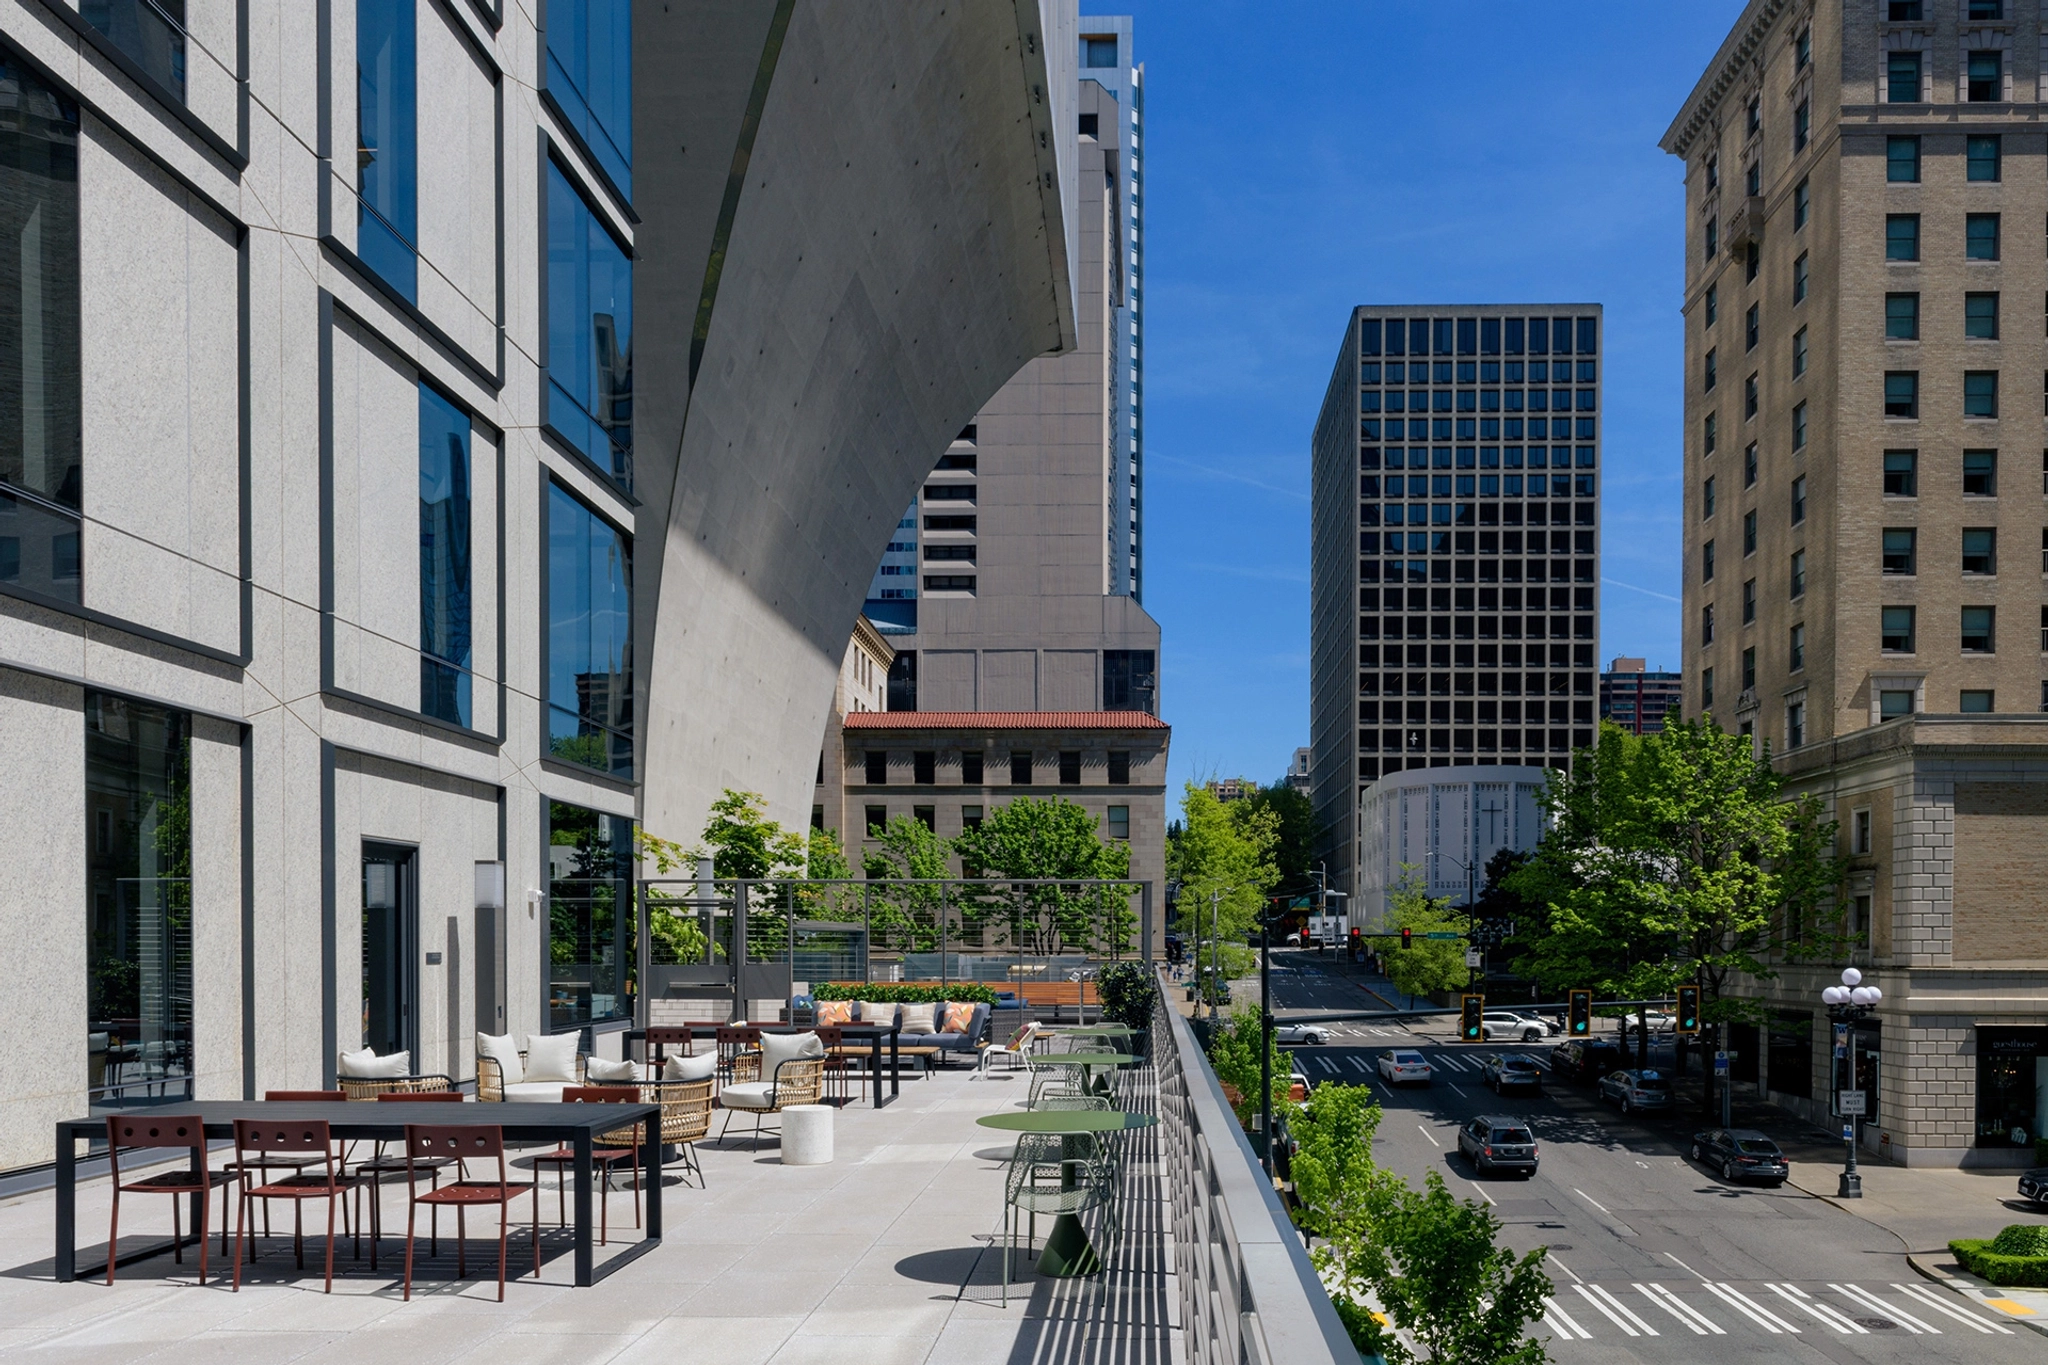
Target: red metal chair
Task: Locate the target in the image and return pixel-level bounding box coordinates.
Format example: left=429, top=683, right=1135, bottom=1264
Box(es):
left=230, top=1117, right=349, bottom=1292
left=530, top=1086, right=641, bottom=1244
left=220, top=1091, right=350, bottom=1244
left=355, top=1091, right=467, bottom=1266
left=402, top=1124, right=537, bottom=1301
left=103, top=1114, right=235, bottom=1285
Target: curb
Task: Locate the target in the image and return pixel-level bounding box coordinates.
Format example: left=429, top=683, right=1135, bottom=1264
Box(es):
left=1908, top=1253, right=2048, bottom=1338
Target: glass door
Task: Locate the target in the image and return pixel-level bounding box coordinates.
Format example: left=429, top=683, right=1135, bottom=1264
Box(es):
left=362, top=843, right=417, bottom=1058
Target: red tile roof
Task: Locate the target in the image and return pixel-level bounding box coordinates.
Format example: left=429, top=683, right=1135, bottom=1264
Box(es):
left=843, top=710, right=1168, bottom=730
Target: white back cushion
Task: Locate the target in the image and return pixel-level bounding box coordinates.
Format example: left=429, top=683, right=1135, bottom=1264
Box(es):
left=664, top=1052, right=717, bottom=1082
left=857, top=1001, right=898, bottom=1027
left=523, top=1032, right=580, bottom=1084
left=584, top=1056, right=641, bottom=1084
left=476, top=1032, right=524, bottom=1085
left=339, top=1047, right=411, bottom=1078
left=760, top=1030, right=825, bottom=1075
left=899, top=1003, right=937, bottom=1033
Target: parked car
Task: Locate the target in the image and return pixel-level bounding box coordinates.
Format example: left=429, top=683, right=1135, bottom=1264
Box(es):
left=1482, top=1011, right=1548, bottom=1043
left=2018, top=1169, right=2048, bottom=1207
left=1549, top=1039, right=1628, bottom=1082
left=1483, top=1053, right=1546, bottom=1095
left=1376, top=1049, right=1433, bottom=1085
left=1284, top=931, right=1303, bottom=947
left=1597, top=1068, right=1674, bottom=1114
left=1273, top=1023, right=1332, bottom=1046
left=1690, top=1128, right=1790, bottom=1185
left=1456, top=1115, right=1540, bottom=1177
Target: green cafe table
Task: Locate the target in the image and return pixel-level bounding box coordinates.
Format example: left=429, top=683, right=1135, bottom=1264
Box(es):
left=1032, top=1051, right=1137, bottom=1096
left=977, top=1108, right=1158, bottom=1275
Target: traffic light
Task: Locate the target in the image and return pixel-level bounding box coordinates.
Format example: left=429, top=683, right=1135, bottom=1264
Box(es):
left=1568, top=989, right=1592, bottom=1036
left=1676, top=986, right=1701, bottom=1035
left=1400, top=927, right=1412, bottom=950
left=1460, top=994, right=1484, bottom=1041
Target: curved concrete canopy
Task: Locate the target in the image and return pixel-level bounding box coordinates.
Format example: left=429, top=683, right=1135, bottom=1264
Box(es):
left=634, top=2, right=1079, bottom=845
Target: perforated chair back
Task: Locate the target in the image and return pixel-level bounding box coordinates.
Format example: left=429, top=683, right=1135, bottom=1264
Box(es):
left=562, top=1085, right=639, bottom=1105
left=107, top=1114, right=206, bottom=1154
left=234, top=1118, right=334, bottom=1155
left=406, top=1124, right=504, bottom=1164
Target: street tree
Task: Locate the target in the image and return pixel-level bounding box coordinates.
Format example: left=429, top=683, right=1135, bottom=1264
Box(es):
left=951, top=795, right=1133, bottom=956
left=862, top=813, right=953, bottom=953
left=1240, top=780, right=1318, bottom=895
left=1166, top=781, right=1280, bottom=951
left=1383, top=867, right=1469, bottom=1002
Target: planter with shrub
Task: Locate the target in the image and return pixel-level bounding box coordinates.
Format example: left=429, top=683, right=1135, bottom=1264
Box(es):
left=812, top=981, right=999, bottom=1005
left=1949, top=1224, right=2048, bottom=1287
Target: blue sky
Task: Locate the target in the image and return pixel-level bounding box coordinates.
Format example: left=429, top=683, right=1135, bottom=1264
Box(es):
left=1124, top=2, right=1748, bottom=797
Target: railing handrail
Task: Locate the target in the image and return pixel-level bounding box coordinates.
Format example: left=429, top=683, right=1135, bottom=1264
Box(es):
left=1155, top=973, right=1361, bottom=1364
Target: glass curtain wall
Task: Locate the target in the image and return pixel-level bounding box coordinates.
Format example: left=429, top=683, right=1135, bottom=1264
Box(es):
left=356, top=0, right=418, bottom=300
left=547, top=799, right=632, bottom=1031
left=545, top=161, right=632, bottom=487
left=86, top=692, right=192, bottom=1102
left=418, top=384, right=472, bottom=726
left=546, top=481, right=632, bottom=776
left=0, top=57, right=82, bottom=605
left=543, top=0, right=631, bottom=196
left=1102, top=650, right=1156, bottom=713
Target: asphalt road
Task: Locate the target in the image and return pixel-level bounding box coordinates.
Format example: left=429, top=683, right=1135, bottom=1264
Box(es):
left=1254, top=949, right=2035, bottom=1363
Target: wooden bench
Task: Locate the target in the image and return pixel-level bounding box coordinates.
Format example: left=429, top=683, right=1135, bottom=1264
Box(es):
left=1014, top=981, right=1100, bottom=1023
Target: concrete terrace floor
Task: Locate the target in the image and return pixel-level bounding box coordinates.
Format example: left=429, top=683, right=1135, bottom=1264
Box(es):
left=0, top=1064, right=1180, bottom=1365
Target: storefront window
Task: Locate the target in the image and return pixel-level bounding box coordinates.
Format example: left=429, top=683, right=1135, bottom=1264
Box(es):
left=1977, top=1029, right=2048, bottom=1148
left=547, top=799, right=632, bottom=1032
left=1766, top=1009, right=1812, bottom=1099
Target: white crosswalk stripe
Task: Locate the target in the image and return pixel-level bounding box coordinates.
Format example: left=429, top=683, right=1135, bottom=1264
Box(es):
left=1430, top=1052, right=1468, bottom=1072
left=1829, top=1282, right=1938, bottom=1334
left=1890, top=1282, right=2016, bottom=1334
left=1634, top=1281, right=1722, bottom=1335
left=1346, top=1056, right=1370, bottom=1073
left=1768, top=1282, right=1867, bottom=1333
left=1542, top=1296, right=1593, bottom=1340
left=1314, top=1055, right=1338, bottom=1073
left=1571, top=1283, right=1652, bottom=1336
left=1701, top=1281, right=1800, bottom=1333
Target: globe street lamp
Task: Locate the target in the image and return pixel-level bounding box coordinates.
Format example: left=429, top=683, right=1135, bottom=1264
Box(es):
left=1820, top=967, right=1882, bottom=1199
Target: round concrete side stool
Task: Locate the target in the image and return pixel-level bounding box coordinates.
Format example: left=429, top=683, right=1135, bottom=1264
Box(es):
left=782, top=1105, right=834, bottom=1165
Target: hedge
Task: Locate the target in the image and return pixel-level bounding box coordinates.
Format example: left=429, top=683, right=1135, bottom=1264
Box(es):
left=1950, top=1224, right=2048, bottom=1287
left=811, top=982, right=1001, bottom=1005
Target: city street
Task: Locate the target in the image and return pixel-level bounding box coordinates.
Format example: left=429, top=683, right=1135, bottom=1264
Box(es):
left=1251, top=949, right=2041, bottom=1363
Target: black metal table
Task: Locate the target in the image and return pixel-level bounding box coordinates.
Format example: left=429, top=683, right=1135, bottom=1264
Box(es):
left=630, top=1023, right=903, bottom=1108
left=55, top=1100, right=660, bottom=1287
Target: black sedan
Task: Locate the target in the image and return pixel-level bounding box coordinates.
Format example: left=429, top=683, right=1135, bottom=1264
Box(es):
left=1690, top=1128, right=1790, bottom=1185
left=1482, top=1053, right=1545, bottom=1094
left=2019, top=1169, right=2048, bottom=1207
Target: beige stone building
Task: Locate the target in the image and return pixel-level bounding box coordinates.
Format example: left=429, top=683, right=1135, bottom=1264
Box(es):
left=1665, top=0, right=2048, bottom=1165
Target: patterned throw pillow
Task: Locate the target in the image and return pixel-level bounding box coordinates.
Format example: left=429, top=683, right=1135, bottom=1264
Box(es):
left=816, top=1000, right=854, bottom=1026
left=899, top=1003, right=937, bottom=1034
left=940, top=1002, right=977, bottom=1034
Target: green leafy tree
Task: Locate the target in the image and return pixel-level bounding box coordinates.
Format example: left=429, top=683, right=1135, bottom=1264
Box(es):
left=1167, top=781, right=1280, bottom=959
left=862, top=814, right=953, bottom=953
left=1290, top=1082, right=1391, bottom=1243
left=1383, top=867, right=1469, bottom=1000
left=952, top=795, right=1134, bottom=956
left=1240, top=780, right=1318, bottom=895
left=1204, top=1005, right=1290, bottom=1127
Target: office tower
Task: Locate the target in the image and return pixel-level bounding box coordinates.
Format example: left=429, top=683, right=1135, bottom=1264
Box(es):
left=1310, top=305, right=1604, bottom=905
left=1599, top=657, right=1684, bottom=734
left=1665, top=0, right=2048, bottom=1168
left=826, top=20, right=1167, bottom=917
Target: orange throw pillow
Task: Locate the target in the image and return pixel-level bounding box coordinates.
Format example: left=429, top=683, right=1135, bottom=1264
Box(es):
left=941, top=1002, right=977, bottom=1034
left=816, top=1000, right=853, bottom=1026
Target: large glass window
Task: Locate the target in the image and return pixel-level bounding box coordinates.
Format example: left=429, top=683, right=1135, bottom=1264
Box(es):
left=0, top=58, right=82, bottom=606
left=418, top=385, right=471, bottom=726
left=546, top=161, right=633, bottom=487
left=547, top=481, right=633, bottom=777
left=1103, top=649, right=1157, bottom=713
left=356, top=0, right=418, bottom=301
left=87, top=692, right=191, bottom=1102
left=81, top=2, right=187, bottom=102
left=544, top=0, right=631, bottom=197
left=1976, top=1029, right=2048, bottom=1149
left=547, top=799, right=632, bottom=1032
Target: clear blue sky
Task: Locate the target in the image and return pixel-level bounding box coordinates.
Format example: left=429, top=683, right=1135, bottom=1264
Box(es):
left=1126, top=2, right=1747, bottom=798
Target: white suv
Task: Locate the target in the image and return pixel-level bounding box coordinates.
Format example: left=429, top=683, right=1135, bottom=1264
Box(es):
left=1481, top=1011, right=1548, bottom=1043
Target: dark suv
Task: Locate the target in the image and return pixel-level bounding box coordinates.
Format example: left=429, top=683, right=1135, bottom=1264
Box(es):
left=1549, top=1039, right=1627, bottom=1082
left=1457, top=1116, right=1540, bottom=1177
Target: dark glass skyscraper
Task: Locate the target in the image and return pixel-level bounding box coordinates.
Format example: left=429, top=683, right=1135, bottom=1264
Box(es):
left=1310, top=305, right=1603, bottom=903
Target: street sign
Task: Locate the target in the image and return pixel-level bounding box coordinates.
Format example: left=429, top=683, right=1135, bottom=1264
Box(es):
left=1425, top=932, right=1462, bottom=940
left=1713, top=1050, right=1730, bottom=1075
left=1842, top=1125, right=1854, bottom=1141
left=1838, top=1090, right=1867, bottom=1117
left=1465, top=949, right=1482, bottom=967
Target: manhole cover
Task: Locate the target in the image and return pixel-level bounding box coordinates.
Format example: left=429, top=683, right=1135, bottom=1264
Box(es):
left=1856, top=1318, right=1898, bottom=1330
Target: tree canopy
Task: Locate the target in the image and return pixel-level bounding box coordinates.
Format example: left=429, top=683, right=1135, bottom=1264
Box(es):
left=1167, top=781, right=1280, bottom=948
left=1382, top=867, right=1470, bottom=1000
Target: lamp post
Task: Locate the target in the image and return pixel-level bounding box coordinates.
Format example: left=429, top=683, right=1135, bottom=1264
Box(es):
left=1441, top=853, right=1479, bottom=989
left=1820, top=967, right=1882, bottom=1199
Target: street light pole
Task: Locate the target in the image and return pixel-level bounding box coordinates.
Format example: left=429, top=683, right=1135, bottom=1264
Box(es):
left=1259, top=905, right=1273, bottom=1179
left=1209, top=888, right=1221, bottom=1025
left=1821, top=967, right=1882, bottom=1199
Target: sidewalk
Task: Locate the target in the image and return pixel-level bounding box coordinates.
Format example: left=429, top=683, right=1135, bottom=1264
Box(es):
left=1904, top=1253, right=2048, bottom=1339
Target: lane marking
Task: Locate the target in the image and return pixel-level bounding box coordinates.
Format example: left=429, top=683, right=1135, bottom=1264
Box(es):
left=1315, top=1056, right=1338, bottom=1073
left=1549, top=1256, right=1583, bottom=1285
left=1664, top=1252, right=1708, bottom=1282
left=1416, top=1125, right=1439, bottom=1148
left=1831, top=1283, right=1935, bottom=1334
left=1583, top=1283, right=1657, bottom=1335
left=1432, top=1053, right=1468, bottom=1072
left=1571, top=1283, right=1640, bottom=1336
left=1448, top=1084, right=1467, bottom=1098
left=1891, top=1282, right=2013, bottom=1335
left=1767, top=1282, right=1866, bottom=1334
left=1702, top=1281, right=1799, bottom=1334
left=1541, top=1296, right=1593, bottom=1341
left=1571, top=1189, right=1612, bottom=1216
left=1637, top=1281, right=1722, bottom=1335
left=1346, top=1056, right=1370, bottom=1073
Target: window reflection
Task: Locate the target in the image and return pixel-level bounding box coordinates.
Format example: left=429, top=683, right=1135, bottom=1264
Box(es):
left=546, top=162, right=633, bottom=487
left=548, top=800, right=632, bottom=1031
left=547, top=482, right=632, bottom=777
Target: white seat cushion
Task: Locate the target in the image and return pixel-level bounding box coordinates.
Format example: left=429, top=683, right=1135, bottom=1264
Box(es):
left=501, top=1081, right=571, bottom=1103
left=760, top=1031, right=824, bottom=1076
left=664, top=1052, right=717, bottom=1082
left=720, top=1081, right=775, bottom=1111
left=523, top=1032, right=580, bottom=1083
left=476, top=1032, right=524, bottom=1085
left=338, top=1047, right=411, bottom=1078
left=584, top=1056, right=641, bottom=1084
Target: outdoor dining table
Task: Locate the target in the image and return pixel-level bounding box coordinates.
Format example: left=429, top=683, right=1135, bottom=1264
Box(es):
left=976, top=1108, right=1157, bottom=1276
left=54, top=1099, right=660, bottom=1287
left=627, top=1022, right=904, bottom=1108
left=1033, top=1051, right=1138, bottom=1095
